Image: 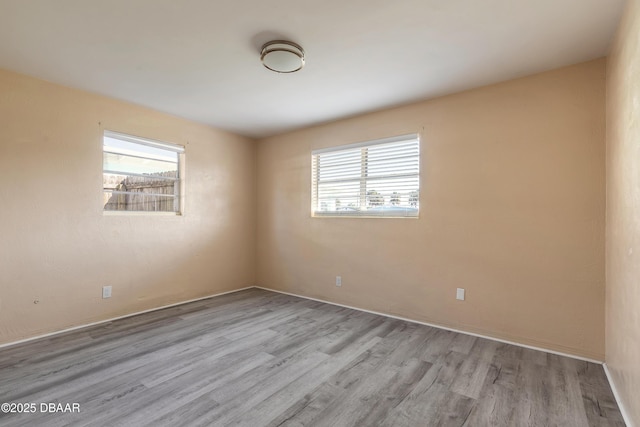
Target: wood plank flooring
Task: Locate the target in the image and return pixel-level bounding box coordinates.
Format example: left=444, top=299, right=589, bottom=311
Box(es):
left=0, top=288, right=625, bottom=426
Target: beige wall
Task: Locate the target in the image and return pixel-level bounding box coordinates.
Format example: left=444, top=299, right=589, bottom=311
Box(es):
left=0, top=68, right=256, bottom=345
left=0, top=55, right=612, bottom=366
left=256, top=59, right=607, bottom=360
left=606, top=0, right=640, bottom=424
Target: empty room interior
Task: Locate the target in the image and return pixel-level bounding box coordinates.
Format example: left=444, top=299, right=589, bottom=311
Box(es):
left=0, top=0, right=639, bottom=426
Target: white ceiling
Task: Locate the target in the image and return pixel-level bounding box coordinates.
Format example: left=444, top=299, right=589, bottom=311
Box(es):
left=0, top=0, right=625, bottom=138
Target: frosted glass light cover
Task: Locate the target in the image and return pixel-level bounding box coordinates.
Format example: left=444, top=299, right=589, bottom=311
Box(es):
left=261, top=41, right=305, bottom=73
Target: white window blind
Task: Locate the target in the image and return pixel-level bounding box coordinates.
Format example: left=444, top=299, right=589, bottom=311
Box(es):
left=103, top=131, right=184, bottom=213
left=312, top=134, right=420, bottom=217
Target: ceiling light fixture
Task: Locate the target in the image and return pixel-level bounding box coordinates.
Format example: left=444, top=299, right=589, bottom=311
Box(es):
left=260, top=40, right=305, bottom=73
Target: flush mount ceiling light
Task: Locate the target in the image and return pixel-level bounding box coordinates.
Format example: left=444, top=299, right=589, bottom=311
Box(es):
left=260, top=40, right=305, bottom=73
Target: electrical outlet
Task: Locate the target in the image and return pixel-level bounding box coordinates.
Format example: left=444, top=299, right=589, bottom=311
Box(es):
left=336, top=276, right=342, bottom=287
left=102, top=286, right=112, bottom=299
left=456, top=288, right=465, bottom=301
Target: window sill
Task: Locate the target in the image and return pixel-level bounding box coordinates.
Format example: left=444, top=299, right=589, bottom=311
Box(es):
left=103, top=211, right=182, bottom=216
left=311, top=214, right=419, bottom=219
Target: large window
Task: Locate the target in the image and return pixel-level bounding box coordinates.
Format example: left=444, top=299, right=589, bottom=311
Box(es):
left=103, top=131, right=184, bottom=213
left=312, top=134, right=420, bottom=217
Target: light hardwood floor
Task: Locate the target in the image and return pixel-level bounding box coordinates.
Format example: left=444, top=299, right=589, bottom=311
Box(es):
left=0, top=288, right=625, bottom=426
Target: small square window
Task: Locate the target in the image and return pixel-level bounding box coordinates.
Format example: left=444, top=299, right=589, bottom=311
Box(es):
left=103, top=131, right=184, bottom=213
left=312, top=134, right=420, bottom=218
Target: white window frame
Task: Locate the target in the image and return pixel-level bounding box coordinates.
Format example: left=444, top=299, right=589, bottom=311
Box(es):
left=102, top=130, right=185, bottom=214
left=311, top=133, right=420, bottom=218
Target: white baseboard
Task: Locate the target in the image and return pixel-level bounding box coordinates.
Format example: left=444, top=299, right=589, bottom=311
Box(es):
left=0, top=286, right=254, bottom=350
left=0, top=284, right=606, bottom=366
left=254, top=286, right=604, bottom=365
left=603, top=363, right=635, bottom=427
left=1, top=284, right=629, bottom=423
